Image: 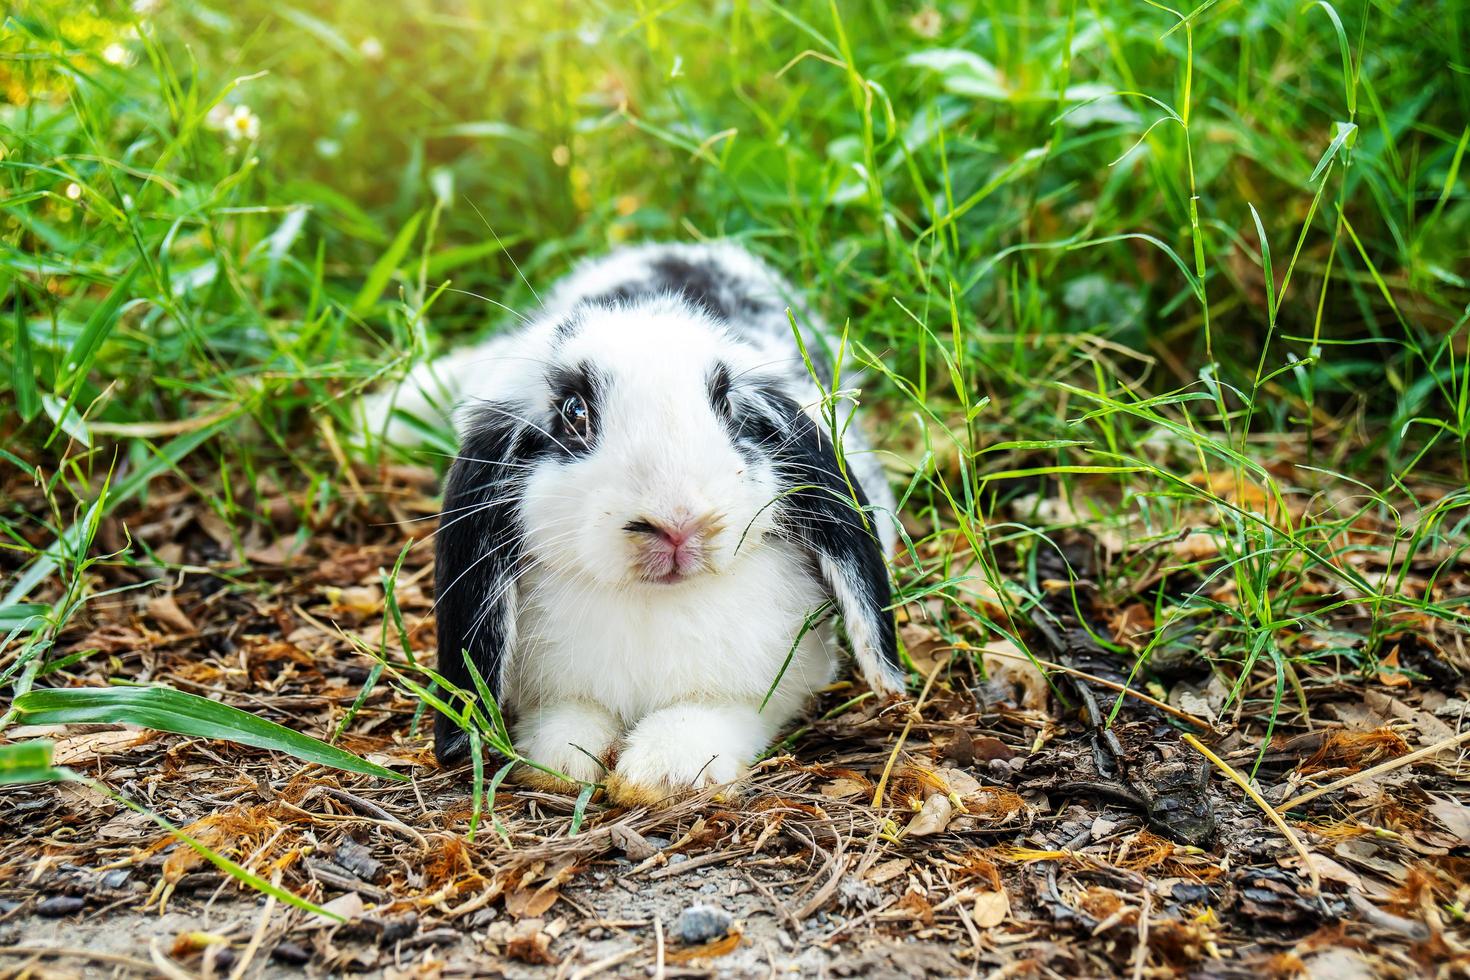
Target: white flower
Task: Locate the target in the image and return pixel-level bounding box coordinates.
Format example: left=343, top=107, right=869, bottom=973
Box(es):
left=102, top=43, right=132, bottom=66
left=132, top=0, right=161, bottom=13
left=358, top=36, right=384, bottom=60
left=64, top=182, right=82, bottom=200
left=908, top=6, right=943, bottom=39
left=209, top=104, right=261, bottom=143
left=226, top=105, right=260, bottom=142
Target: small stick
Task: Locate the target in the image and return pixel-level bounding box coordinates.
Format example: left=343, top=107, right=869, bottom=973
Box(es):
left=569, top=947, right=640, bottom=980
left=1276, top=728, right=1470, bottom=813
left=148, top=938, right=199, bottom=980
left=0, top=947, right=159, bottom=972
left=1130, top=889, right=1152, bottom=980
left=971, top=646, right=1212, bottom=729
left=871, top=658, right=946, bottom=809
left=1182, top=733, right=1320, bottom=895
left=652, top=916, right=666, bottom=980
left=230, top=870, right=281, bottom=980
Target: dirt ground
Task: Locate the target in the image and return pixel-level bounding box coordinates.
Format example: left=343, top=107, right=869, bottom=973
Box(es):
left=3, top=466, right=1469, bottom=978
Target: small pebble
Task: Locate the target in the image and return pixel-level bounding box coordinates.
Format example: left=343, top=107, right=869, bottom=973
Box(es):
left=271, top=942, right=311, bottom=965
left=378, top=912, right=419, bottom=945
left=644, top=836, right=671, bottom=849
left=100, top=869, right=132, bottom=889
left=36, top=896, right=85, bottom=918
left=673, top=904, right=733, bottom=945
left=1172, top=881, right=1213, bottom=903
left=668, top=853, right=689, bottom=866
left=588, top=927, right=606, bottom=940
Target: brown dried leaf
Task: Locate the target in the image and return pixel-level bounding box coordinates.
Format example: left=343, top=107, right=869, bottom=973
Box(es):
left=980, top=640, right=1048, bottom=711
left=905, top=793, right=954, bottom=837
left=864, top=859, right=910, bottom=885
left=819, top=777, right=870, bottom=800
left=1375, top=648, right=1411, bottom=688
left=147, top=594, right=196, bottom=634
left=246, top=536, right=304, bottom=566
left=971, top=889, right=1009, bottom=928
left=665, top=930, right=742, bottom=964
left=505, top=882, right=561, bottom=919
left=1428, top=798, right=1470, bottom=844
left=51, top=729, right=148, bottom=764
left=309, top=891, right=366, bottom=927
left=505, top=920, right=557, bottom=965
left=896, top=889, right=935, bottom=926
left=610, top=824, right=658, bottom=861
left=1109, top=603, right=1154, bottom=649
left=1281, top=852, right=1363, bottom=891
left=970, top=736, right=1017, bottom=762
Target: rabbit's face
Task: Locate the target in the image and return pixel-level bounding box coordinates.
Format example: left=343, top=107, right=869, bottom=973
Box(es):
left=518, top=304, right=786, bottom=588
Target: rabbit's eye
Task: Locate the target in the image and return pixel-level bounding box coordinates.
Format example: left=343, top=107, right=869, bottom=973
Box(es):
left=559, top=394, right=592, bottom=443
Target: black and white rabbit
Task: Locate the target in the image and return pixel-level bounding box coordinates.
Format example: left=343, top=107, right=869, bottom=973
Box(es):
left=362, top=242, right=905, bottom=803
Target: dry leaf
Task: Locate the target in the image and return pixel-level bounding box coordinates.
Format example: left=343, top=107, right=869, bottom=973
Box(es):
left=1282, top=852, right=1363, bottom=891
left=610, top=824, right=658, bottom=861
left=505, top=919, right=557, bottom=965
left=938, top=768, right=982, bottom=798
left=505, top=882, right=561, bottom=919
left=310, top=891, right=366, bottom=927
left=1173, top=531, right=1220, bottom=562
left=1428, top=798, right=1470, bottom=844
left=57, top=781, right=118, bottom=816
left=1376, top=648, right=1411, bottom=688
left=665, top=930, right=742, bottom=964
left=171, top=931, right=231, bottom=957
left=896, top=889, right=935, bottom=926
left=147, top=594, right=196, bottom=634
left=970, top=736, right=1017, bottom=762
left=864, top=859, right=910, bottom=885
left=972, top=889, right=1010, bottom=927
left=51, top=729, right=147, bottom=764
left=819, top=777, right=870, bottom=800
left=980, top=640, right=1049, bottom=711
left=246, top=536, right=304, bottom=566
left=905, top=793, right=954, bottom=837
left=1109, top=603, right=1154, bottom=649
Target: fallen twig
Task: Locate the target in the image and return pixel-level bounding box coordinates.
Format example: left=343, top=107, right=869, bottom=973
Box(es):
left=1182, top=733, right=1320, bottom=895
left=871, top=658, right=947, bottom=809
left=1276, top=728, right=1470, bottom=813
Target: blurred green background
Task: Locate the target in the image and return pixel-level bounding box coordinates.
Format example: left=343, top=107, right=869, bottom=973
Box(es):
left=4, top=0, right=1466, bottom=454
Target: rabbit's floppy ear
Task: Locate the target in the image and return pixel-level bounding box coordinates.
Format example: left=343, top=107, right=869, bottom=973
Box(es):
left=754, top=389, right=905, bottom=695
left=432, top=407, right=527, bottom=764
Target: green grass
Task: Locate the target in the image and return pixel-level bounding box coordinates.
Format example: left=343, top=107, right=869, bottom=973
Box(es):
left=2, top=0, right=1468, bottom=777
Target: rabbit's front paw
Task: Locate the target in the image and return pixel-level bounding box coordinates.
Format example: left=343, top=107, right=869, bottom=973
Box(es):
left=606, top=703, right=766, bottom=806
left=513, top=701, right=622, bottom=790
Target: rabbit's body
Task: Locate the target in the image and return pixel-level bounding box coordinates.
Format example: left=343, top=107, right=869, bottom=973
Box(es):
left=364, top=242, right=903, bottom=802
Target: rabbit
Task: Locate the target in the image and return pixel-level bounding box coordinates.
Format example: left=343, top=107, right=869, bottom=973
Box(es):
left=361, top=241, right=905, bottom=804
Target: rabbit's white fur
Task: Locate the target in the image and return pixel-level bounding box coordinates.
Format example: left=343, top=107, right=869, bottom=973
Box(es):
left=362, top=242, right=901, bottom=803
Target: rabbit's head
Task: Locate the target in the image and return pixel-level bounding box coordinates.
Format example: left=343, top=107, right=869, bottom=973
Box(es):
left=506, top=299, right=791, bottom=587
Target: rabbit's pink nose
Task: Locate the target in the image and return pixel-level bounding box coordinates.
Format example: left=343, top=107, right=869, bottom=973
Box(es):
left=625, top=513, right=719, bottom=544
left=650, top=516, right=702, bottom=547
left=624, top=513, right=725, bottom=582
